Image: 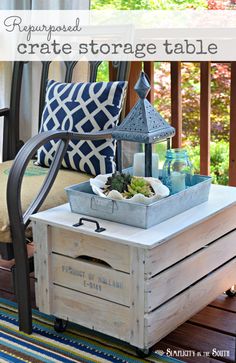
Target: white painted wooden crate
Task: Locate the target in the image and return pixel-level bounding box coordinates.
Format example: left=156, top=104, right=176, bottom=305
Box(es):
left=32, top=185, right=236, bottom=350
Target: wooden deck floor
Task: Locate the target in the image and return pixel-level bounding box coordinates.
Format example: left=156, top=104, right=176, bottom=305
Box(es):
left=0, top=262, right=235, bottom=363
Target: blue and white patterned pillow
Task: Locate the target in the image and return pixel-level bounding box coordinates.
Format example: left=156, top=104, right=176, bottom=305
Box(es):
left=37, top=79, right=127, bottom=175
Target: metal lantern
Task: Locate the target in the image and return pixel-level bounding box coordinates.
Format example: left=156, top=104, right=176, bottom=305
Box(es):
left=112, top=71, right=176, bottom=177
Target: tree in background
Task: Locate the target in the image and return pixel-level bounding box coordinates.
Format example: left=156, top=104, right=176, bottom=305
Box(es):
left=92, top=0, right=207, bottom=10
left=92, top=0, right=235, bottom=9
left=208, top=0, right=225, bottom=8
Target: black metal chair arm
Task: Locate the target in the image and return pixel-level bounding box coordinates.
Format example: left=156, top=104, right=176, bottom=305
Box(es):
left=0, top=108, right=10, bottom=117
left=7, top=128, right=114, bottom=228
left=71, top=128, right=113, bottom=140
left=6, top=128, right=115, bottom=334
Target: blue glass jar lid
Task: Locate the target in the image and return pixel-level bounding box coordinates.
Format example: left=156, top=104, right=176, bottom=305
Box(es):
left=165, top=148, right=188, bottom=159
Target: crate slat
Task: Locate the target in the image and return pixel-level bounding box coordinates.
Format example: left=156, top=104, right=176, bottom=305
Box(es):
left=32, top=221, right=52, bottom=314
left=52, top=285, right=130, bottom=342
left=145, top=204, right=236, bottom=277
left=145, top=259, right=236, bottom=347
left=52, top=254, right=131, bottom=306
left=129, top=247, right=145, bottom=348
left=50, top=227, right=130, bottom=273
left=146, top=230, right=236, bottom=311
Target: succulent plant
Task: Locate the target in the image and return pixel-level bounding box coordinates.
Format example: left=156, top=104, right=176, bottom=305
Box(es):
left=104, top=172, right=132, bottom=194
left=124, top=177, right=154, bottom=198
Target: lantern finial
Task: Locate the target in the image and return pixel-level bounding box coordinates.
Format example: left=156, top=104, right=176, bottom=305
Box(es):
left=134, top=71, right=150, bottom=99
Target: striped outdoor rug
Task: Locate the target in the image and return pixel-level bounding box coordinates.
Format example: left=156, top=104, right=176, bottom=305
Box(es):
left=0, top=298, right=183, bottom=363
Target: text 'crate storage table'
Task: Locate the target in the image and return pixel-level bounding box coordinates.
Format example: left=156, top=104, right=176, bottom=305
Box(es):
left=31, top=184, right=236, bottom=353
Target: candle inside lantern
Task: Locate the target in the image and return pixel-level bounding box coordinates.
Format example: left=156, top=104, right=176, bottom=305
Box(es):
left=171, top=171, right=186, bottom=193
left=133, top=153, right=159, bottom=178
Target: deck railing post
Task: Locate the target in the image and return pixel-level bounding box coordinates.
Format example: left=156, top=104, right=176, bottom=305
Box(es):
left=144, top=61, right=154, bottom=104
left=171, top=62, right=182, bottom=149
left=200, top=62, right=211, bottom=176
left=125, top=61, right=142, bottom=114
left=229, top=62, right=236, bottom=186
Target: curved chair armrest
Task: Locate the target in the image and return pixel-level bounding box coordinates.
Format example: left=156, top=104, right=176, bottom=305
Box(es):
left=7, top=128, right=114, bottom=228
left=72, top=128, right=113, bottom=140
left=6, top=128, right=115, bottom=334
left=0, top=108, right=9, bottom=117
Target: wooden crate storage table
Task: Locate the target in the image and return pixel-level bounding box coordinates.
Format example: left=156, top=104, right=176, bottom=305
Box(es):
left=31, top=184, right=236, bottom=351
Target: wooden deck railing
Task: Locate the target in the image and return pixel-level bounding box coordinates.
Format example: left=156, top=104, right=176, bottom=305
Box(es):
left=229, top=62, right=236, bottom=186
left=126, top=61, right=236, bottom=186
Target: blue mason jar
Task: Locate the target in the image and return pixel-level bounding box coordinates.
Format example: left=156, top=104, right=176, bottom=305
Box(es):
left=162, top=148, right=193, bottom=194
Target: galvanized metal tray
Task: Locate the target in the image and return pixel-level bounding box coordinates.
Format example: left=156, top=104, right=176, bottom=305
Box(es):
left=65, top=174, right=211, bottom=229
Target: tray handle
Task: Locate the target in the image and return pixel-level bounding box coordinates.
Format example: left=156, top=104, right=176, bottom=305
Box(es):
left=90, top=196, right=118, bottom=213
left=73, top=218, right=106, bottom=233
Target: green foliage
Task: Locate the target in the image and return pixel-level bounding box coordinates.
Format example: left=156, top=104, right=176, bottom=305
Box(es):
left=124, top=177, right=153, bottom=198
left=105, top=172, right=132, bottom=193
left=209, top=142, right=229, bottom=185
left=186, top=141, right=229, bottom=185
left=104, top=173, right=154, bottom=198
left=92, top=0, right=207, bottom=10
left=96, top=62, right=109, bottom=82
left=154, top=62, right=231, bottom=148
left=153, top=142, right=167, bottom=168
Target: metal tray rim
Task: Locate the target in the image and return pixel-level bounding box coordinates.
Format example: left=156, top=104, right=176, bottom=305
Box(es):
left=65, top=174, right=212, bottom=208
